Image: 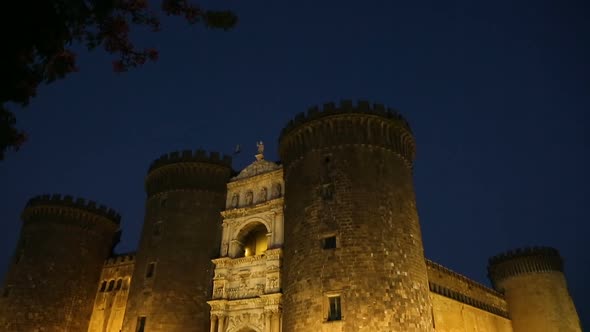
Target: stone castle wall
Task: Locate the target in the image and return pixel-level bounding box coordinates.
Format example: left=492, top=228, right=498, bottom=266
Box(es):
left=279, top=101, right=433, bottom=332
left=430, top=293, right=513, bottom=332
left=0, top=195, right=120, bottom=332
left=0, top=101, right=583, bottom=332
left=426, top=259, right=508, bottom=316
left=488, top=247, right=582, bottom=332
left=88, top=254, right=135, bottom=332
left=121, top=150, right=232, bottom=332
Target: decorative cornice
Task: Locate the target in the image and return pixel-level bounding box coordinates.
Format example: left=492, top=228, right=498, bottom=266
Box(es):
left=227, top=169, right=283, bottom=191
left=231, top=159, right=282, bottom=181
left=221, top=198, right=283, bottom=219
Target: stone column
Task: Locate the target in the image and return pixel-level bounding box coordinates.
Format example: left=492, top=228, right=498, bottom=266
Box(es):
left=209, top=315, right=218, bottom=332
left=271, top=311, right=281, bottom=332
left=218, top=315, right=228, bottom=332
left=264, top=312, right=272, bottom=332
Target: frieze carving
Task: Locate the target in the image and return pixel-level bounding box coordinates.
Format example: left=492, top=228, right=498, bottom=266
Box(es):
left=266, top=276, right=279, bottom=291
left=227, top=283, right=265, bottom=299
left=261, top=293, right=282, bottom=306
left=213, top=285, right=224, bottom=299
left=265, top=248, right=282, bottom=260
left=227, top=312, right=263, bottom=332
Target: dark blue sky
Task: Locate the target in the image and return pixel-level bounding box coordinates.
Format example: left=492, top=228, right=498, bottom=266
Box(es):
left=1, top=0, right=588, bottom=327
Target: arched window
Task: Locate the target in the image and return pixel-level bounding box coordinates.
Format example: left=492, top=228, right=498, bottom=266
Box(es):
left=107, top=280, right=115, bottom=292
left=237, top=223, right=268, bottom=257
left=99, top=281, right=107, bottom=292
left=115, top=279, right=123, bottom=290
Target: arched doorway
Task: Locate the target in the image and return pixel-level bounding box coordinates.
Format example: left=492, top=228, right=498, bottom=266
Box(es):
left=235, top=223, right=268, bottom=257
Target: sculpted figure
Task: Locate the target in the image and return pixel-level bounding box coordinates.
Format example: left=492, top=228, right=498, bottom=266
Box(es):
left=231, top=193, right=239, bottom=208
left=259, top=187, right=268, bottom=202
left=245, top=191, right=253, bottom=205
left=272, top=183, right=282, bottom=198
left=257, top=141, right=264, bottom=154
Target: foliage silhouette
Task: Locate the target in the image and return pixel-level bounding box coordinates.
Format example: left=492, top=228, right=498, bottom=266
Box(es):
left=0, top=0, right=237, bottom=160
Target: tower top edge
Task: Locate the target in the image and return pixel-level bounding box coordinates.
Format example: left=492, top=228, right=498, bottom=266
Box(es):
left=279, top=99, right=412, bottom=140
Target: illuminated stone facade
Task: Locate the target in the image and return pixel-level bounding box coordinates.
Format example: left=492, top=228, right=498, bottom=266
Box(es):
left=0, top=100, right=582, bottom=332
left=88, top=254, right=135, bottom=332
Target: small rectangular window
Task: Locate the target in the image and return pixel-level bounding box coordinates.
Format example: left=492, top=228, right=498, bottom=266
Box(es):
left=322, top=236, right=337, bottom=249
left=146, top=262, right=156, bottom=279
left=328, top=296, right=342, bottom=321
left=136, top=316, right=146, bottom=332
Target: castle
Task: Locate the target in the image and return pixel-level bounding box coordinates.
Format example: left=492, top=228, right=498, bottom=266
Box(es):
left=0, top=100, right=582, bottom=332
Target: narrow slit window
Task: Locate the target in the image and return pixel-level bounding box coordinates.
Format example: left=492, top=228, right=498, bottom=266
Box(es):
left=322, top=236, right=337, bottom=249
left=107, top=280, right=115, bottom=291
left=115, top=279, right=123, bottom=290
left=328, top=296, right=342, bottom=321
left=136, top=316, right=146, bottom=332
left=153, top=221, right=162, bottom=236
left=99, top=281, right=107, bottom=292
left=146, top=262, right=156, bottom=279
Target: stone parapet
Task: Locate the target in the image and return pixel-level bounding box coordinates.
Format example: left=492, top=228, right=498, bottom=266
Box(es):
left=145, top=149, right=233, bottom=196
left=148, top=149, right=232, bottom=173
left=104, top=253, right=135, bottom=266
left=487, top=246, right=563, bottom=288
left=23, top=194, right=121, bottom=226
left=278, top=100, right=415, bottom=169
left=426, top=259, right=508, bottom=317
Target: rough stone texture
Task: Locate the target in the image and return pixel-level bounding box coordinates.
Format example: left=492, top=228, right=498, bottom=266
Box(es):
left=488, top=247, right=582, bottom=332
left=121, top=152, right=232, bottom=332
left=430, top=293, right=512, bottom=332
left=88, top=254, right=135, bottom=332
left=279, top=101, right=434, bottom=332
left=0, top=195, right=120, bottom=332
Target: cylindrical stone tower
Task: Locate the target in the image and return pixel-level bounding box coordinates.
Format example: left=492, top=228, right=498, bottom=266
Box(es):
left=488, top=247, right=582, bottom=332
left=279, top=100, right=434, bottom=331
left=0, top=194, right=120, bottom=332
left=122, top=150, right=232, bottom=332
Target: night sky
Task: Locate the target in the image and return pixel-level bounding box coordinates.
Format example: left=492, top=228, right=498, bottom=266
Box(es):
left=1, top=0, right=588, bottom=328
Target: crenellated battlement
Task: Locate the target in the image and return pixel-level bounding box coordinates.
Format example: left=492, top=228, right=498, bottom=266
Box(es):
left=279, top=99, right=412, bottom=139
left=279, top=100, right=416, bottom=168
left=146, top=149, right=233, bottom=196
left=148, top=149, right=232, bottom=173
left=426, top=259, right=504, bottom=297
left=104, top=253, right=136, bottom=266
left=487, top=246, right=563, bottom=286
left=23, top=194, right=121, bottom=225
